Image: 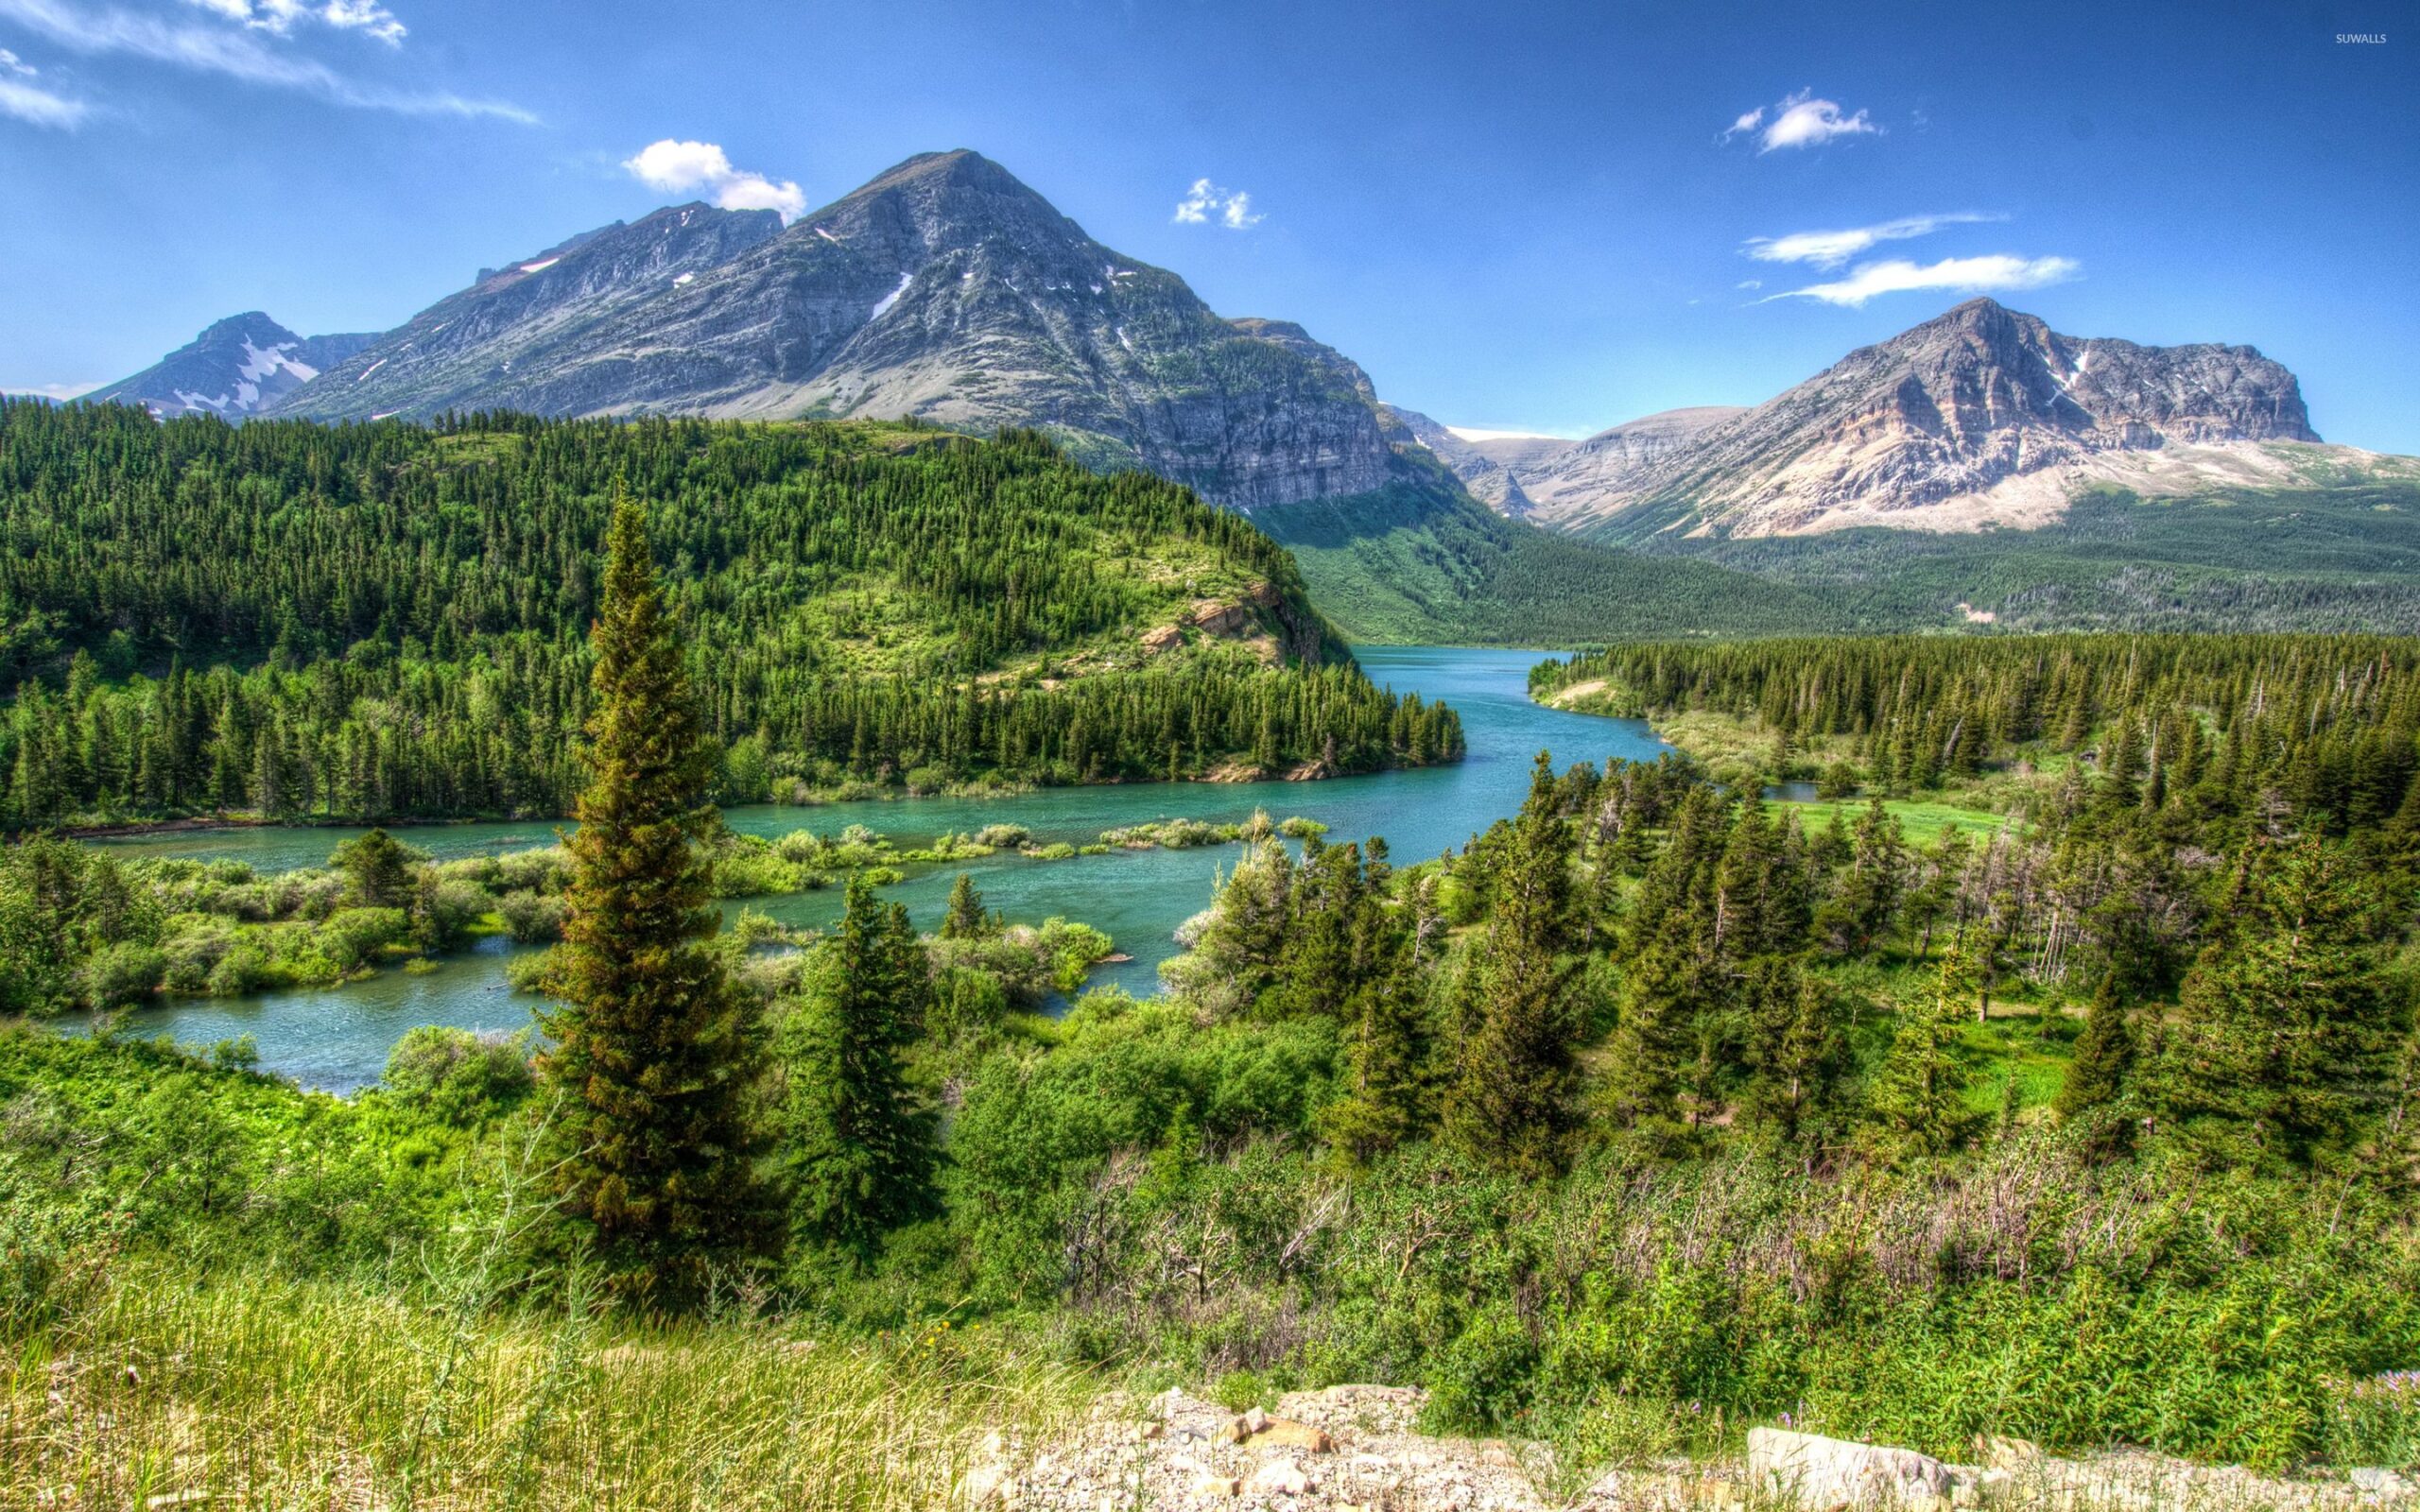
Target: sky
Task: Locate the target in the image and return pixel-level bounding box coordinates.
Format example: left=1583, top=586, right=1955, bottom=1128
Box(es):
left=2, top=0, right=2414, bottom=451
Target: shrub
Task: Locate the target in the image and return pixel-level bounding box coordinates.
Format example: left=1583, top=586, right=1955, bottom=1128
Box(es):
left=382, top=1026, right=534, bottom=1125
left=497, top=889, right=566, bottom=944
left=317, top=907, right=411, bottom=971
left=78, top=943, right=167, bottom=1009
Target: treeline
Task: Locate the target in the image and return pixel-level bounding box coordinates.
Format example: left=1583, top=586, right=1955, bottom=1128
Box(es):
left=1536, top=633, right=2420, bottom=835
left=0, top=401, right=1461, bottom=825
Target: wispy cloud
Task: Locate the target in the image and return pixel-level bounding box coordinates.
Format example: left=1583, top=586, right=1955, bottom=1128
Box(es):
left=1746, top=213, right=2004, bottom=269
left=1175, top=177, right=1260, bottom=230
left=183, top=0, right=405, bottom=45
left=623, top=138, right=805, bottom=222
left=3, top=381, right=102, bottom=400
left=1763, top=253, right=2082, bottom=307
left=0, top=44, right=86, bottom=125
left=1724, top=89, right=1878, bottom=152
left=0, top=0, right=533, bottom=119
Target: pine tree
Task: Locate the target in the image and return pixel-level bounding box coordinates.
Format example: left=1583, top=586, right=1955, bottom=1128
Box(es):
left=538, top=496, right=775, bottom=1307
left=1866, top=939, right=1977, bottom=1161
left=1320, top=930, right=1436, bottom=1164
left=2055, top=972, right=2137, bottom=1155
left=1443, top=755, right=1582, bottom=1176
left=1737, top=953, right=1842, bottom=1161
left=780, top=872, right=937, bottom=1249
left=329, top=827, right=423, bottom=908
left=942, top=871, right=992, bottom=940
left=2160, top=840, right=2401, bottom=1165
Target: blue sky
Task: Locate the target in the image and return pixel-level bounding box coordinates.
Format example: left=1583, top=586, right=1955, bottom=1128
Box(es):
left=3, top=0, right=2414, bottom=450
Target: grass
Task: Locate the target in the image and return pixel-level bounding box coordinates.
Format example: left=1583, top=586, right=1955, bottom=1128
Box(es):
left=1780, top=798, right=2010, bottom=844
left=3, top=1260, right=1087, bottom=1510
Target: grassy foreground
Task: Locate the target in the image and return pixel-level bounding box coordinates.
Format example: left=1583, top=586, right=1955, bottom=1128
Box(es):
left=5, top=1259, right=1084, bottom=1509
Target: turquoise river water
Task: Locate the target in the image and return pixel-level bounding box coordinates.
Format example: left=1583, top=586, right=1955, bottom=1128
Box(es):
left=79, top=647, right=1670, bottom=1091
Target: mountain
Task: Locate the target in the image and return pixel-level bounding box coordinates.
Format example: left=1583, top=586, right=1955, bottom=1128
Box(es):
left=1512, top=407, right=1747, bottom=523
left=1378, top=405, right=1547, bottom=514
left=1386, top=405, right=1749, bottom=523
left=273, top=151, right=1394, bottom=509
left=1559, top=299, right=2332, bottom=541
left=271, top=201, right=786, bottom=422
left=85, top=313, right=378, bottom=421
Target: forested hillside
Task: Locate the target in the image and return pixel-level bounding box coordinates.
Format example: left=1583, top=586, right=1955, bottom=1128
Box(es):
left=1534, top=632, right=2420, bottom=829
left=0, top=401, right=1461, bottom=825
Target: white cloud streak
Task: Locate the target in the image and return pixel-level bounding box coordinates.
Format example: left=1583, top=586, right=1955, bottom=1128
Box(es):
left=1724, top=89, right=1878, bottom=151
left=1745, top=212, right=2004, bottom=269
left=623, top=138, right=805, bottom=222
left=1174, top=177, right=1260, bottom=229
left=0, top=0, right=532, bottom=119
left=184, top=0, right=405, bottom=45
left=2, top=381, right=102, bottom=399
left=0, top=44, right=87, bottom=124
left=0, top=73, right=84, bottom=123
left=1763, top=254, right=2082, bottom=307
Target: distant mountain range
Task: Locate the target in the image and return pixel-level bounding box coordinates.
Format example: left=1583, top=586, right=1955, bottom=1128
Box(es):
left=1391, top=300, right=2409, bottom=541
left=78, top=148, right=2420, bottom=642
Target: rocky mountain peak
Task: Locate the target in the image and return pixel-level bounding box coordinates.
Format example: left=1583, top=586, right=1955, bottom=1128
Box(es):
left=86, top=312, right=377, bottom=421
left=1556, top=301, right=2324, bottom=539
left=255, top=149, right=1394, bottom=508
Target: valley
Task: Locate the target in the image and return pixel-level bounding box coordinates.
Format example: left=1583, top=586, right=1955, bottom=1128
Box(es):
left=8, top=61, right=2420, bottom=1511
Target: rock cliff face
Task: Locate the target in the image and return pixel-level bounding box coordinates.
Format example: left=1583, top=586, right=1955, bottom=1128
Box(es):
left=270, top=151, right=1393, bottom=509
left=1573, top=299, right=2323, bottom=539
left=86, top=314, right=377, bottom=420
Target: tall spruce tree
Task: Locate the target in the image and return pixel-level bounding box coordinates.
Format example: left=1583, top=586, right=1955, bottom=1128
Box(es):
left=2056, top=972, right=2138, bottom=1155
left=780, top=872, right=937, bottom=1249
left=2159, top=840, right=2401, bottom=1165
left=1444, top=754, right=1582, bottom=1176
left=1866, top=937, right=1977, bottom=1161
left=539, top=496, right=774, bottom=1307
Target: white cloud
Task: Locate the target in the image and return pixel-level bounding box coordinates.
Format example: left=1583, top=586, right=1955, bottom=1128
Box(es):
left=1735, top=279, right=1762, bottom=290
left=623, top=138, right=805, bottom=222
left=3, top=381, right=102, bottom=399
left=0, top=44, right=34, bottom=71
left=0, top=73, right=84, bottom=123
left=1175, top=177, right=1261, bottom=230
left=1724, top=89, right=1878, bottom=152
left=1764, top=253, right=2082, bottom=307
left=1745, top=212, right=2003, bottom=269
left=183, top=0, right=405, bottom=45
left=0, top=0, right=531, bottom=118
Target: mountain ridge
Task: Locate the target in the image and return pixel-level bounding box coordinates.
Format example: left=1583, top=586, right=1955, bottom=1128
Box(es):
left=269, top=149, right=1395, bottom=509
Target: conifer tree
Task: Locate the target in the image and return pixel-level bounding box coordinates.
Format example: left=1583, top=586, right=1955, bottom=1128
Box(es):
left=539, top=496, right=774, bottom=1307
left=780, top=872, right=937, bottom=1249
left=1443, top=755, right=1582, bottom=1176
left=2160, top=840, right=2400, bottom=1165
left=2056, top=972, right=2138, bottom=1155
left=942, top=871, right=993, bottom=940
left=1866, top=938, right=1977, bottom=1161
left=1737, top=953, right=1843, bottom=1161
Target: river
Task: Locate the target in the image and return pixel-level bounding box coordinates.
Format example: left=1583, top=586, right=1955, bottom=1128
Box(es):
left=82, top=647, right=1669, bottom=1091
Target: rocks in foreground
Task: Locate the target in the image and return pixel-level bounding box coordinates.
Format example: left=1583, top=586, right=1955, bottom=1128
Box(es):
left=961, top=1387, right=2420, bottom=1511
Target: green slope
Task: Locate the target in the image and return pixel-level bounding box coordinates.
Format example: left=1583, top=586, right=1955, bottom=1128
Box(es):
left=1253, top=455, right=1855, bottom=645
